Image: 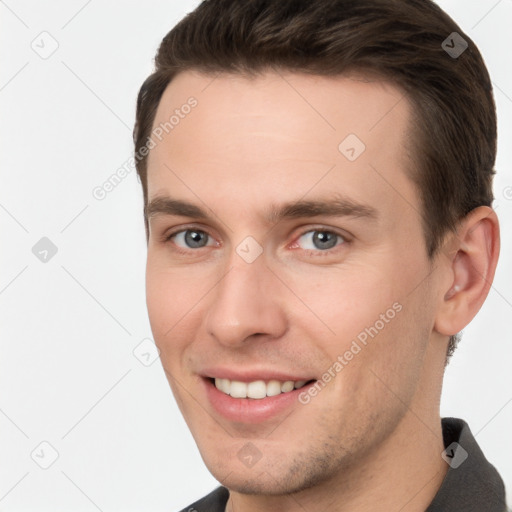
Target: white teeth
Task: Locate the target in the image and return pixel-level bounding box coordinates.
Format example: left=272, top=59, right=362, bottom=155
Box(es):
left=217, top=378, right=230, bottom=394
left=266, top=380, right=282, bottom=397
left=247, top=380, right=267, bottom=399
left=229, top=381, right=247, bottom=398
left=281, top=380, right=294, bottom=393
left=214, top=378, right=310, bottom=399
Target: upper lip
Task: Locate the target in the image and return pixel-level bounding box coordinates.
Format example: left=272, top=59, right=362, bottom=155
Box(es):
left=200, top=367, right=315, bottom=382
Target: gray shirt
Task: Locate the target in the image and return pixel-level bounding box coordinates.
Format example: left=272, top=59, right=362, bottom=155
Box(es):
left=180, top=417, right=508, bottom=511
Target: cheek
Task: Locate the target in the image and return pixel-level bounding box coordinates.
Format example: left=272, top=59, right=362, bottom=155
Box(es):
left=284, top=263, right=401, bottom=354
left=145, top=263, right=206, bottom=361
left=145, top=269, right=174, bottom=339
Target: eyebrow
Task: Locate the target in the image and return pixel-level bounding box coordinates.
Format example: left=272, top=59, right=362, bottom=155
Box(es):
left=145, top=194, right=378, bottom=224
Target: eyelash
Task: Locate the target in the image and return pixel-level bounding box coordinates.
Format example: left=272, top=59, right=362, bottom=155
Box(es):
left=162, top=225, right=350, bottom=257
left=163, top=228, right=218, bottom=256
left=291, top=230, right=348, bottom=257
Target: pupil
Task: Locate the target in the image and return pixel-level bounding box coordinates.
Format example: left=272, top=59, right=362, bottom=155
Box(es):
left=185, top=230, right=207, bottom=248
left=313, top=231, right=336, bottom=249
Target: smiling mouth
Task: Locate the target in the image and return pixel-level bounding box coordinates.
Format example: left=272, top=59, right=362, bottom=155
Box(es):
left=210, top=377, right=316, bottom=399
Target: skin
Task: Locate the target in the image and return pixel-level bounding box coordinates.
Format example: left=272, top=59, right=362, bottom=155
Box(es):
left=144, top=70, right=500, bottom=512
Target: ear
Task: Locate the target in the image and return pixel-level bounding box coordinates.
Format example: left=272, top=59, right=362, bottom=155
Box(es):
left=434, top=206, right=500, bottom=336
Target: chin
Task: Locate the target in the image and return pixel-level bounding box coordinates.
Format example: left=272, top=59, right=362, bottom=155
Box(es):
left=204, top=450, right=337, bottom=497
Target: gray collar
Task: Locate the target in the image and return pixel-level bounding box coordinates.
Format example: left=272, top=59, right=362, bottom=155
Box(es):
left=426, top=417, right=507, bottom=511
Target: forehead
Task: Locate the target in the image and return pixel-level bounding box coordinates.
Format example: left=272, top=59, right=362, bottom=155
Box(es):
left=146, top=70, right=419, bottom=225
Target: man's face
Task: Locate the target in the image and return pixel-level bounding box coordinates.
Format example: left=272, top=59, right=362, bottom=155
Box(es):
left=145, top=71, right=443, bottom=494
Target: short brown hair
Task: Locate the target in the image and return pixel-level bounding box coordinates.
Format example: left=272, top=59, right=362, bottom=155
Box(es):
left=133, top=0, right=497, bottom=360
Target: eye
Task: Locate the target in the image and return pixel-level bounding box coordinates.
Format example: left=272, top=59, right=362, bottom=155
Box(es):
left=169, top=229, right=215, bottom=249
left=296, top=230, right=346, bottom=251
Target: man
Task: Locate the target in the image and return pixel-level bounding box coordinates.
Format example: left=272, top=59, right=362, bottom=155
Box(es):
left=133, top=0, right=508, bottom=510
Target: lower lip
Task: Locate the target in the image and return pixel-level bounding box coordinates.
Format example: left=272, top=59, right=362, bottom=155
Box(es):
left=203, top=378, right=314, bottom=423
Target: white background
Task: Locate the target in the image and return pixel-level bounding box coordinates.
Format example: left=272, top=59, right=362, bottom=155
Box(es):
left=1, top=1, right=511, bottom=510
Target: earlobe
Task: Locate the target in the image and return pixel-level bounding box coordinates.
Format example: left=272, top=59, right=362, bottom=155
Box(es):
left=434, top=206, right=500, bottom=337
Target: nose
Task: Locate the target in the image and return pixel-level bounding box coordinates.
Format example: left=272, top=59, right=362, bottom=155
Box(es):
left=204, top=257, right=288, bottom=348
